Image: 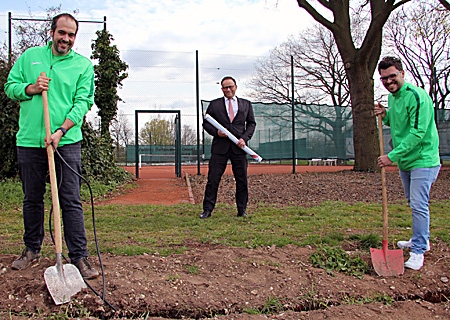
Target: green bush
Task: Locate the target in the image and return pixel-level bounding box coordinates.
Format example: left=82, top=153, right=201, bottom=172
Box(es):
left=0, top=60, right=20, bottom=179
left=81, top=121, right=132, bottom=185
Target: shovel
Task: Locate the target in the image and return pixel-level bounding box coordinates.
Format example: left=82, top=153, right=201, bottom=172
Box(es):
left=370, top=114, right=404, bottom=276
left=41, top=72, right=86, bottom=305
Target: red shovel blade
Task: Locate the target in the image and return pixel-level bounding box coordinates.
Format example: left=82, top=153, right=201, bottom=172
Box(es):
left=370, top=240, right=404, bottom=276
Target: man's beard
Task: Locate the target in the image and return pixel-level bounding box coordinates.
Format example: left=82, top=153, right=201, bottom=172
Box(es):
left=54, top=40, right=72, bottom=55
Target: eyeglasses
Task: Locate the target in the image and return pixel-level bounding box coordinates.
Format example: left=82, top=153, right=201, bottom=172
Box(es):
left=380, top=71, right=401, bottom=82
left=221, top=85, right=235, bottom=90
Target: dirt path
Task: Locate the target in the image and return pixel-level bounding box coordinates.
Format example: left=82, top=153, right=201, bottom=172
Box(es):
left=99, top=164, right=397, bottom=205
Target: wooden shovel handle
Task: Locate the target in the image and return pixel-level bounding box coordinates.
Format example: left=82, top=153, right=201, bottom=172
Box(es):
left=378, top=114, right=389, bottom=242
left=41, top=72, right=63, bottom=254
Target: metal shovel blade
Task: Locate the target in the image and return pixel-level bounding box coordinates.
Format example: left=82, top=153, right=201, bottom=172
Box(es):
left=370, top=240, right=404, bottom=277
left=44, top=254, right=86, bottom=305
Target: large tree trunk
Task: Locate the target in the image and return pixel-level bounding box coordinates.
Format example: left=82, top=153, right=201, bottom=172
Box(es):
left=346, top=68, right=379, bottom=171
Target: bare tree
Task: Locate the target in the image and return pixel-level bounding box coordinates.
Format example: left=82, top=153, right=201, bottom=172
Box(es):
left=295, top=0, right=412, bottom=171
left=386, top=2, right=450, bottom=112
left=110, top=110, right=133, bottom=161
left=181, top=125, right=196, bottom=145
left=250, top=25, right=349, bottom=105
left=111, top=110, right=133, bottom=146
left=249, top=24, right=352, bottom=159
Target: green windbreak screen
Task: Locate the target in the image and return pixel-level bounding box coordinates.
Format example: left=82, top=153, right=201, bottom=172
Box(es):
left=200, top=101, right=450, bottom=161
left=202, top=101, right=354, bottom=161
left=127, top=102, right=450, bottom=163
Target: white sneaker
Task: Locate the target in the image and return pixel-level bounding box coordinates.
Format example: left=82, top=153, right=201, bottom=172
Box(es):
left=397, top=238, right=430, bottom=251
left=404, top=252, right=424, bottom=270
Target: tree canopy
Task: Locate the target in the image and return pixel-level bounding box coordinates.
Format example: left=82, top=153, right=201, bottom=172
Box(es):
left=139, top=116, right=175, bottom=146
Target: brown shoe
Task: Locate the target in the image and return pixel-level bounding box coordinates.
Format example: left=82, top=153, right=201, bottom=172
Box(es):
left=11, top=248, right=41, bottom=270
left=73, top=257, right=99, bottom=279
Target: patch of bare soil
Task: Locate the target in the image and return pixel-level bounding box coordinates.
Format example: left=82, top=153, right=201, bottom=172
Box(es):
left=2, top=168, right=450, bottom=319
left=189, top=169, right=450, bottom=207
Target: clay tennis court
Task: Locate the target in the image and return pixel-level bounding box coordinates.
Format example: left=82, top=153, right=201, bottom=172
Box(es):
left=99, top=163, right=399, bottom=205
left=130, top=163, right=361, bottom=179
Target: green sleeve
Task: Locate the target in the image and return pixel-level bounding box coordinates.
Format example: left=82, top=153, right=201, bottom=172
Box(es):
left=4, top=54, right=33, bottom=101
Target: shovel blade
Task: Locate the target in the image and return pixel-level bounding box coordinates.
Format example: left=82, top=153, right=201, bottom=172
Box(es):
left=44, top=262, right=86, bottom=305
left=370, top=247, right=405, bottom=277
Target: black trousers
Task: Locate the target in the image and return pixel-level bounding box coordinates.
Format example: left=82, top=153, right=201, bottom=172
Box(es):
left=203, top=149, right=248, bottom=213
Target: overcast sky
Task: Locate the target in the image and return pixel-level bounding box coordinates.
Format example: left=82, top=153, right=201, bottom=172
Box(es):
left=0, top=0, right=313, bottom=130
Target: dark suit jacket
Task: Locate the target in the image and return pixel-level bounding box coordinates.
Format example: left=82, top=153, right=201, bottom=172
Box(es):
left=203, top=97, right=256, bottom=155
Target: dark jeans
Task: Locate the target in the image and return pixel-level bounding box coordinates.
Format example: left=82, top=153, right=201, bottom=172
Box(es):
left=17, top=143, right=88, bottom=262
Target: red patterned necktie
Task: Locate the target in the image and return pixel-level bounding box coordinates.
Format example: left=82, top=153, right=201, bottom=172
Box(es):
left=228, top=99, right=234, bottom=122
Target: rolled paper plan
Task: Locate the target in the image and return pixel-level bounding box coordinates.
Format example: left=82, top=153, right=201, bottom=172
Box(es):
left=204, top=114, right=263, bottom=162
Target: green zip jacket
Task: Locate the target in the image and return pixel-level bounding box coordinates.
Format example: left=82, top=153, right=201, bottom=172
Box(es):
left=4, top=42, right=94, bottom=148
left=383, top=82, right=440, bottom=171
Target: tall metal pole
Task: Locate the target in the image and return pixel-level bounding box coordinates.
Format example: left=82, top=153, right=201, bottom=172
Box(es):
left=196, top=50, right=201, bottom=175
left=174, top=114, right=182, bottom=177
left=434, top=66, right=438, bottom=129
left=177, top=111, right=182, bottom=177
left=8, top=12, right=12, bottom=67
left=291, top=55, right=296, bottom=174
left=135, top=111, right=139, bottom=179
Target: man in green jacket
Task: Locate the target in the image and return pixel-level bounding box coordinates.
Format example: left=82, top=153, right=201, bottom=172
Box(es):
left=4, top=13, right=98, bottom=279
left=374, top=56, right=441, bottom=271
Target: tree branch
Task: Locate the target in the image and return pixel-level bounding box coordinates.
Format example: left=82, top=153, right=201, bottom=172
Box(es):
left=439, top=0, right=450, bottom=10
left=296, top=0, right=334, bottom=30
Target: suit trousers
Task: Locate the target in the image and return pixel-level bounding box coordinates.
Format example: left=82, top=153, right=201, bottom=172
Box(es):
left=203, top=149, right=248, bottom=213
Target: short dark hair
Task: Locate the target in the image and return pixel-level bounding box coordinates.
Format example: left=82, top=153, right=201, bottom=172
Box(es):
left=51, top=13, right=79, bottom=35
left=378, top=56, right=403, bottom=74
left=221, top=76, right=236, bottom=86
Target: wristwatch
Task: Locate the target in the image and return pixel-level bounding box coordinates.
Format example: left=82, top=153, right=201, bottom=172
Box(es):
left=55, top=127, right=67, bottom=136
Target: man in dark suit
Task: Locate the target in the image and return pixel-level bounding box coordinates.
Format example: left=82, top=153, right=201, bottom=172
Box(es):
left=200, top=76, right=256, bottom=219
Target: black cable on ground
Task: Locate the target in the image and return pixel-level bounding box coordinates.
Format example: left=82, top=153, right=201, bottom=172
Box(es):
left=46, top=143, right=116, bottom=314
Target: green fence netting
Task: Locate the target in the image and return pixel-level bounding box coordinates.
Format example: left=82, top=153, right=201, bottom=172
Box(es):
left=127, top=102, right=450, bottom=164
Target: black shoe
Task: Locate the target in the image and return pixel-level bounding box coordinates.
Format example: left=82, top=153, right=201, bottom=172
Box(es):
left=73, top=257, right=100, bottom=279
left=237, top=211, right=248, bottom=217
left=11, top=248, right=41, bottom=270
left=200, top=210, right=211, bottom=219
